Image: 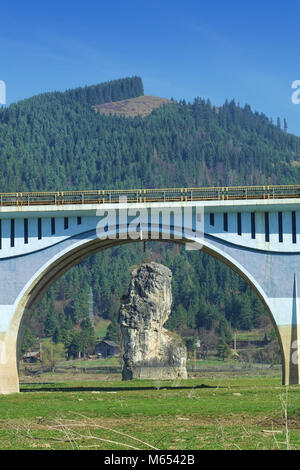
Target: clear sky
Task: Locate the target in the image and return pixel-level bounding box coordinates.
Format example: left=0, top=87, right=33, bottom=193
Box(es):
left=1, top=0, right=300, bottom=135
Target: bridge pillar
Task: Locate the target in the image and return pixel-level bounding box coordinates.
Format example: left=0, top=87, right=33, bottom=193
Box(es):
left=279, top=325, right=300, bottom=385
left=0, top=330, right=18, bottom=394
left=271, top=282, right=300, bottom=385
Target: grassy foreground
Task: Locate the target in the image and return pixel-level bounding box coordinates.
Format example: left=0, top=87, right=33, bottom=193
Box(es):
left=1, top=371, right=300, bottom=450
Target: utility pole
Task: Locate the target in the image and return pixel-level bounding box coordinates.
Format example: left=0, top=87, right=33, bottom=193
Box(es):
left=88, top=287, right=95, bottom=328
left=233, top=331, right=237, bottom=351
left=51, top=340, right=53, bottom=372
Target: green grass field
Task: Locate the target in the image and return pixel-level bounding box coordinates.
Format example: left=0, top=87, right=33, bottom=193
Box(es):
left=93, top=317, right=110, bottom=338
left=1, top=364, right=300, bottom=450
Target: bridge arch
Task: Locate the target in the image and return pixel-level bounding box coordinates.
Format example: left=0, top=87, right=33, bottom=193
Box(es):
left=0, top=224, right=287, bottom=394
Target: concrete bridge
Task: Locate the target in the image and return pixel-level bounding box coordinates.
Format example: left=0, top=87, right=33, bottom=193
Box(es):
left=0, top=184, right=300, bottom=393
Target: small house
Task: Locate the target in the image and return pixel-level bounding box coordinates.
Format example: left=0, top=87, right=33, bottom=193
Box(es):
left=94, top=340, right=120, bottom=358
left=22, top=351, right=41, bottom=363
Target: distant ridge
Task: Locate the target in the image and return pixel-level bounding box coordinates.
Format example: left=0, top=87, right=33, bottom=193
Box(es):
left=93, top=94, right=172, bottom=118
left=10, top=76, right=144, bottom=108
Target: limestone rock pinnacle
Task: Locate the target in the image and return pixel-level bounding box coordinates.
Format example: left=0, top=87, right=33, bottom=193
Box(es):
left=119, top=262, right=187, bottom=380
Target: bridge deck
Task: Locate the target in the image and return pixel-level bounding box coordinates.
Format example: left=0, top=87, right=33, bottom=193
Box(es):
left=0, top=185, right=300, bottom=206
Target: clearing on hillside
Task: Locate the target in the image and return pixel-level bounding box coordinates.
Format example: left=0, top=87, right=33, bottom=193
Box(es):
left=93, top=95, right=172, bottom=118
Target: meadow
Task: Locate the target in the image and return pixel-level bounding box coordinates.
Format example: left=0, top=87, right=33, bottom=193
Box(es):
left=0, top=360, right=299, bottom=450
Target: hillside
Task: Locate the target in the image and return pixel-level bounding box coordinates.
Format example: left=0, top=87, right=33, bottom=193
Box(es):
left=1, top=76, right=299, bottom=359
left=0, top=78, right=299, bottom=193
left=93, top=95, right=172, bottom=118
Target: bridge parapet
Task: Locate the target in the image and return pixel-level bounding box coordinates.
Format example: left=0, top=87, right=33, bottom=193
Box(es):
left=0, top=184, right=299, bottom=207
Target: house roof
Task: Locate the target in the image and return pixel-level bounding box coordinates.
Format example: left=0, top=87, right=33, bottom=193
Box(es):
left=23, top=351, right=40, bottom=358
left=100, top=340, right=120, bottom=348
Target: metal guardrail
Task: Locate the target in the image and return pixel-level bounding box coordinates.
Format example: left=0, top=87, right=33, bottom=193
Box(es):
left=0, top=185, right=300, bottom=206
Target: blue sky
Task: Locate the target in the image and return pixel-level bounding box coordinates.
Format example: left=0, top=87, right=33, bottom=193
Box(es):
left=1, top=0, right=300, bottom=135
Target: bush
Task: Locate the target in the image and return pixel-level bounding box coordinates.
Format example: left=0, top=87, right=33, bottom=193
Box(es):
left=41, top=340, right=66, bottom=372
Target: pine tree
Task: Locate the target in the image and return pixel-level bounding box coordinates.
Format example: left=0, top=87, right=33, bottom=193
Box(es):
left=105, top=317, right=120, bottom=343
left=216, top=340, right=231, bottom=361
left=21, top=327, right=36, bottom=355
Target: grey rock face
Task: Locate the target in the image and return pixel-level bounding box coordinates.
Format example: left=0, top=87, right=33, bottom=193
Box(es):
left=119, top=262, right=187, bottom=380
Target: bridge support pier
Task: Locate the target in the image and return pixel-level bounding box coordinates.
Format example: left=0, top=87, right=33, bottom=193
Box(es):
left=278, top=324, right=300, bottom=385
left=0, top=331, right=19, bottom=394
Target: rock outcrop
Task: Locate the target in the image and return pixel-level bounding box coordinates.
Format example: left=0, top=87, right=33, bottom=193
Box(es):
left=119, top=262, right=187, bottom=380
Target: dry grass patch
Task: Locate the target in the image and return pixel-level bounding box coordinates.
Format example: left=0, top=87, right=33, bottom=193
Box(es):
left=1, top=410, right=300, bottom=450
left=93, top=95, right=172, bottom=118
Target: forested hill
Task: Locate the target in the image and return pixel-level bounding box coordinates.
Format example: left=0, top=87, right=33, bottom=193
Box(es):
left=3, top=76, right=299, bottom=356
left=0, top=76, right=299, bottom=194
